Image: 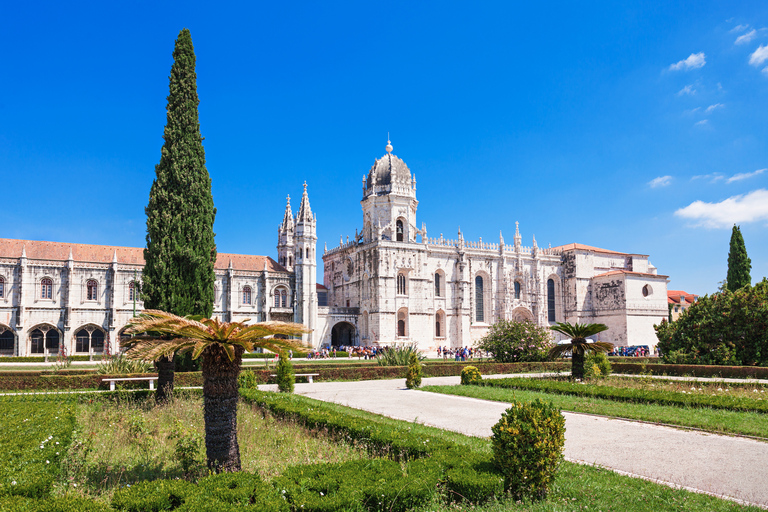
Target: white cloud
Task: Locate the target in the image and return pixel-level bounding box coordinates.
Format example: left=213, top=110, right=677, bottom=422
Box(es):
left=648, top=176, right=672, bottom=188
left=705, top=103, right=724, bottom=113
left=677, top=84, right=696, bottom=95
left=695, top=119, right=709, bottom=126
left=669, top=52, right=706, bottom=71
left=727, top=168, right=766, bottom=183
left=749, top=45, right=768, bottom=66
left=730, top=24, right=750, bottom=33
left=735, top=29, right=757, bottom=44
left=675, top=189, right=768, bottom=228
left=692, top=173, right=724, bottom=183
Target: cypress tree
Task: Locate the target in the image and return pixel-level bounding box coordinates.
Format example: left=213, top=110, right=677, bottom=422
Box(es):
left=727, top=225, right=751, bottom=292
left=143, top=28, right=217, bottom=402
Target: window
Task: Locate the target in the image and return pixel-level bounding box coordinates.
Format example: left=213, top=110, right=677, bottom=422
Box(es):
left=288, top=255, right=292, bottom=267
left=396, top=220, right=404, bottom=242
left=397, top=309, right=408, bottom=337
left=30, top=327, right=59, bottom=353
left=397, top=320, right=405, bottom=336
left=475, top=276, right=484, bottom=322
left=86, top=280, right=98, bottom=301
left=435, top=318, right=441, bottom=337
left=435, top=273, right=441, bottom=297
left=274, top=290, right=280, bottom=307
left=397, top=273, right=407, bottom=295
left=0, top=276, right=4, bottom=298
left=41, top=278, right=53, bottom=300
left=547, top=279, right=556, bottom=322
left=128, top=281, right=137, bottom=302
left=642, top=284, right=652, bottom=297
left=0, top=328, right=13, bottom=353
left=281, top=289, right=288, bottom=308
left=75, top=327, right=105, bottom=353
left=318, top=290, right=328, bottom=307
left=514, top=281, right=521, bottom=300
left=30, top=329, right=44, bottom=353
left=243, top=286, right=252, bottom=305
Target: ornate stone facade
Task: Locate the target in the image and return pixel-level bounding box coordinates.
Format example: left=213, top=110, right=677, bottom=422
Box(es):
left=318, top=142, right=669, bottom=351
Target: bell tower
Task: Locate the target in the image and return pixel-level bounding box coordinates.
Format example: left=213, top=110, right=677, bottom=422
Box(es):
left=294, top=182, right=317, bottom=345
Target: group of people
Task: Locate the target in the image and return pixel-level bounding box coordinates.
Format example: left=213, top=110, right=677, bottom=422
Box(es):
left=436, top=345, right=481, bottom=361
left=609, top=345, right=654, bottom=357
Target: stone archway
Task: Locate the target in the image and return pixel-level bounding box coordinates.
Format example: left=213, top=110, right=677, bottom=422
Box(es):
left=331, top=322, right=356, bottom=348
left=511, top=307, right=534, bottom=323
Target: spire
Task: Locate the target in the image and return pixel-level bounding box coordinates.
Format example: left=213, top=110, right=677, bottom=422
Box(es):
left=281, top=195, right=294, bottom=231
left=112, top=250, right=118, bottom=263
left=296, top=182, right=313, bottom=223
left=499, top=230, right=504, bottom=246
left=21, top=245, right=26, bottom=258
left=68, top=248, right=74, bottom=261
left=514, top=221, right=522, bottom=250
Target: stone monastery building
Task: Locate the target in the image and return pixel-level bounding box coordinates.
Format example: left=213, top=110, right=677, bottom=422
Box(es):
left=0, top=141, right=668, bottom=357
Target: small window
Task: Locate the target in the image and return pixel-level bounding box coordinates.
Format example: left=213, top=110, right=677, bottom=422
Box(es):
left=435, top=273, right=441, bottom=297
left=0, top=329, right=13, bottom=353
left=396, top=220, right=404, bottom=242
left=86, top=280, right=98, bottom=301
left=397, top=273, right=407, bottom=295
left=281, top=289, right=288, bottom=308
left=514, top=281, right=521, bottom=300
left=435, top=315, right=441, bottom=337
left=642, top=284, right=652, bottom=297
left=128, top=281, right=137, bottom=302
left=41, top=278, right=53, bottom=300
left=243, top=286, right=252, bottom=305
left=274, top=291, right=280, bottom=307
left=0, top=276, right=4, bottom=298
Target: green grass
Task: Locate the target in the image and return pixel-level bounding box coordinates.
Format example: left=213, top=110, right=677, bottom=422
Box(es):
left=422, top=384, right=768, bottom=438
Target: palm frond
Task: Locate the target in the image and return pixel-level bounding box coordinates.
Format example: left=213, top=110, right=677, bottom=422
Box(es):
left=549, top=322, right=609, bottom=342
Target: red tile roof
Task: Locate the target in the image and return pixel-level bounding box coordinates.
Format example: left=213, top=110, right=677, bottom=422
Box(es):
left=316, top=283, right=328, bottom=290
left=0, top=238, right=287, bottom=272
left=667, top=290, right=698, bottom=304
left=593, top=269, right=669, bottom=279
left=551, top=243, right=648, bottom=257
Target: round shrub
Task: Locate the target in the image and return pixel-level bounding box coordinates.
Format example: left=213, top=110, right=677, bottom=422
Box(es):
left=584, top=352, right=611, bottom=378
left=460, top=366, right=482, bottom=385
left=477, top=320, right=553, bottom=363
left=490, top=399, right=565, bottom=500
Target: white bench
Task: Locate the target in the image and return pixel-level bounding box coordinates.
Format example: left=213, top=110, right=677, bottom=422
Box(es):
left=270, top=373, right=320, bottom=383
left=102, top=376, right=159, bottom=391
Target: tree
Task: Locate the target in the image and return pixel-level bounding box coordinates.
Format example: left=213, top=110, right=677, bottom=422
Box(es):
left=477, top=320, right=553, bottom=363
left=548, top=322, right=612, bottom=380
left=276, top=352, right=295, bottom=393
left=727, top=225, right=751, bottom=292
left=125, top=310, right=307, bottom=472
left=142, top=28, right=217, bottom=403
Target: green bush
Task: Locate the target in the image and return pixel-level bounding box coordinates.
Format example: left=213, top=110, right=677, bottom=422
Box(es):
left=96, top=354, right=152, bottom=375
left=460, top=366, right=482, bottom=385
left=584, top=352, right=611, bottom=378
left=491, top=399, right=565, bottom=500
left=111, top=479, right=196, bottom=511
left=276, top=352, right=295, bottom=393
left=377, top=344, right=425, bottom=367
left=656, top=279, right=768, bottom=366
left=237, top=369, right=259, bottom=390
left=405, top=352, right=423, bottom=389
left=477, top=320, right=553, bottom=363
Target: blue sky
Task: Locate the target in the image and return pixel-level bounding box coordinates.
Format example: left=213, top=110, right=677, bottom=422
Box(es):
left=2, top=1, right=767, bottom=295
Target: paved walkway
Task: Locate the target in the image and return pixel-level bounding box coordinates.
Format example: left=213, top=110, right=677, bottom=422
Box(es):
left=271, top=375, right=768, bottom=509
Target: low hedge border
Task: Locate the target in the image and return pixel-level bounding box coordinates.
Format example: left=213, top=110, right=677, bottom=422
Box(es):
left=0, top=355, right=93, bottom=363
left=477, top=377, right=768, bottom=414
left=0, top=362, right=569, bottom=391
left=612, top=362, right=768, bottom=379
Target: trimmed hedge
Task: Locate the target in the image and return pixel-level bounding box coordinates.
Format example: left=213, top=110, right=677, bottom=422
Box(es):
left=478, top=377, right=768, bottom=413
left=0, top=362, right=569, bottom=391
left=0, top=356, right=93, bottom=363
left=612, top=362, right=768, bottom=379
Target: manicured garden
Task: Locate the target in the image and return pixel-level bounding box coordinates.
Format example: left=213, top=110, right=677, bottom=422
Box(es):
left=0, top=387, right=763, bottom=511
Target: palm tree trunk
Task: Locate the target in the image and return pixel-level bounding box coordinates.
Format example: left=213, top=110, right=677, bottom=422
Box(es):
left=572, top=351, right=585, bottom=380
left=202, top=344, right=244, bottom=473
left=155, top=354, right=175, bottom=404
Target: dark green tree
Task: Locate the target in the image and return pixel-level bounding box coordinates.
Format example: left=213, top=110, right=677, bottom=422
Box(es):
left=727, top=225, right=751, bottom=292
left=142, top=28, right=217, bottom=403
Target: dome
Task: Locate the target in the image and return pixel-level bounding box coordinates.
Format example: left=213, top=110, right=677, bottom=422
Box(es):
left=363, top=141, right=415, bottom=198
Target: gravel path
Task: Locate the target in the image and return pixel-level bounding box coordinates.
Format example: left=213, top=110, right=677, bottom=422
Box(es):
left=280, top=375, right=768, bottom=508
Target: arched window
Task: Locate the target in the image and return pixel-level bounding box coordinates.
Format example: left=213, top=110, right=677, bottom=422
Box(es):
left=397, top=273, right=407, bottom=295
left=281, top=289, right=288, bottom=307
left=435, top=273, right=441, bottom=297
left=243, top=286, right=252, bottom=305
left=475, top=276, right=484, bottom=322
left=306, top=247, right=310, bottom=259
left=86, top=280, right=98, bottom=301
left=41, top=278, right=53, bottom=300
left=0, top=327, right=14, bottom=354
left=514, top=281, right=521, bottom=300
left=547, top=279, right=556, bottom=322
left=274, top=291, right=280, bottom=307
left=128, top=281, right=137, bottom=302
left=397, top=309, right=408, bottom=337
left=0, top=276, right=4, bottom=299
left=30, top=327, right=59, bottom=354
left=397, top=320, right=405, bottom=337
left=75, top=327, right=105, bottom=353
left=288, top=255, right=292, bottom=267
left=396, top=220, right=404, bottom=242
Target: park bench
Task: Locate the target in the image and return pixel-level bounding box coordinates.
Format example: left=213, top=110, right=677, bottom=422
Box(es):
left=270, top=373, right=320, bottom=383
left=102, top=376, right=159, bottom=391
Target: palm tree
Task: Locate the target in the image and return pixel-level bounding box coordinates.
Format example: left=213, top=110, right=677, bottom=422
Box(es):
left=548, top=322, right=612, bottom=380
left=124, top=310, right=308, bottom=472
